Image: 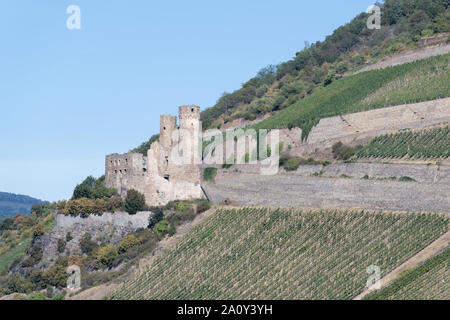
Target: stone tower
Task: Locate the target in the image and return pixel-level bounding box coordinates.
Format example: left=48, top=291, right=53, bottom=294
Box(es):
left=105, top=104, right=203, bottom=207
left=178, top=105, right=201, bottom=165
left=160, top=115, right=177, bottom=149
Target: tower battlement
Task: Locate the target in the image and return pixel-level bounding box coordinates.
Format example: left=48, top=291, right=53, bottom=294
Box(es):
left=179, top=105, right=200, bottom=121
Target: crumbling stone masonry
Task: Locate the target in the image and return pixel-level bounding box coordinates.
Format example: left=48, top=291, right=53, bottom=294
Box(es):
left=106, top=106, right=203, bottom=206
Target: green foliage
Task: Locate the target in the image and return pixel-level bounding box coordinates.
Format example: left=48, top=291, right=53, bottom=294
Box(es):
left=57, top=239, right=66, bottom=254
left=52, top=293, right=65, bottom=300
left=79, top=233, right=99, bottom=256
left=44, top=257, right=69, bottom=288
left=124, top=190, right=146, bottom=215
left=195, top=199, right=211, bottom=214
left=154, top=220, right=169, bottom=238
left=97, top=245, right=118, bottom=269
left=199, top=0, right=449, bottom=129
left=148, top=208, right=164, bottom=229
left=66, top=232, right=73, bottom=242
left=203, top=167, right=217, bottom=182
left=0, top=237, right=32, bottom=273
left=283, top=157, right=302, bottom=171
left=129, top=134, right=160, bottom=156
left=28, top=292, right=46, bottom=300
left=365, top=248, right=450, bottom=300
left=332, top=142, right=358, bottom=160
left=281, top=156, right=327, bottom=171
left=110, top=208, right=448, bottom=300
left=119, top=235, right=139, bottom=254
left=356, top=126, right=450, bottom=160
left=21, top=244, right=43, bottom=268
left=63, top=197, right=118, bottom=217
left=399, top=176, right=416, bottom=182
left=72, top=176, right=117, bottom=200
left=255, top=54, right=450, bottom=141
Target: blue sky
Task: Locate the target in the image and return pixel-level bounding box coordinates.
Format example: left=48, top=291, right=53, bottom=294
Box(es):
left=0, top=0, right=376, bottom=201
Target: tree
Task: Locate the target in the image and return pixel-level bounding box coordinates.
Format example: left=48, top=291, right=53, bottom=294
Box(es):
left=119, top=234, right=139, bottom=253
left=124, top=190, right=146, bottom=215
left=72, top=176, right=95, bottom=200
left=79, top=233, right=98, bottom=256
left=57, top=239, right=66, bottom=254
left=148, top=208, right=164, bottom=229
left=97, top=245, right=118, bottom=268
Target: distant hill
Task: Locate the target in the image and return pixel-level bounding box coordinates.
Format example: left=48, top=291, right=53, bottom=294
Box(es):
left=0, top=192, right=45, bottom=221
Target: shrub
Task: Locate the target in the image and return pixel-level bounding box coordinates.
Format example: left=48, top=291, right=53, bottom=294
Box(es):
left=119, top=235, right=139, bottom=253
left=203, top=167, right=217, bottom=182
left=52, top=293, right=65, bottom=300
left=57, top=239, right=66, bottom=254
left=79, top=233, right=98, bottom=256
left=399, top=176, right=416, bottom=182
left=22, top=244, right=43, bottom=267
left=44, top=257, right=69, bottom=288
left=148, top=208, right=164, bottom=229
left=28, top=292, right=46, bottom=300
left=332, top=142, right=356, bottom=160
left=154, top=220, right=169, bottom=238
left=283, top=157, right=302, bottom=171
left=107, top=196, right=123, bottom=212
left=32, top=225, right=44, bottom=240
left=176, top=207, right=196, bottom=222
left=46, top=286, right=53, bottom=298
left=66, top=232, right=73, bottom=242
left=124, top=190, right=146, bottom=215
left=168, top=224, right=177, bottom=236
left=196, top=200, right=211, bottom=214
left=97, top=245, right=118, bottom=269
left=279, top=155, right=289, bottom=167
left=31, top=204, right=44, bottom=216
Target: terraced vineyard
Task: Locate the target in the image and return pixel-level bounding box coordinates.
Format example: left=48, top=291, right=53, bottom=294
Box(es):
left=356, top=126, right=450, bottom=160
left=109, top=208, right=449, bottom=300
left=365, top=248, right=450, bottom=300
left=254, top=53, right=450, bottom=141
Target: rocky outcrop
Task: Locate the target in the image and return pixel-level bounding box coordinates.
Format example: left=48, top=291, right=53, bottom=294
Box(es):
left=17, top=211, right=153, bottom=274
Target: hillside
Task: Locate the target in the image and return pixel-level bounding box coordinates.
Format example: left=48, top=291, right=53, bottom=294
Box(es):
left=254, top=53, right=449, bottom=140
left=356, top=125, right=450, bottom=160
left=129, top=0, right=449, bottom=155
left=200, top=0, right=450, bottom=130
left=0, top=192, right=45, bottom=221
left=109, top=207, right=448, bottom=299
left=365, top=247, right=449, bottom=300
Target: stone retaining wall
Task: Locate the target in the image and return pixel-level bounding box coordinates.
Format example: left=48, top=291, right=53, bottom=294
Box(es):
left=203, top=172, right=450, bottom=213
left=293, top=163, right=450, bottom=184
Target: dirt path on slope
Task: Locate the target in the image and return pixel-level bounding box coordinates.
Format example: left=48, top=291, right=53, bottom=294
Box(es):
left=354, top=226, right=450, bottom=300
left=68, top=207, right=217, bottom=300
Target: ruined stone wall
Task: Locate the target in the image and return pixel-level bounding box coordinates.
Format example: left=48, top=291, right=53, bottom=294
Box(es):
left=160, top=115, right=177, bottom=148
left=105, top=153, right=147, bottom=197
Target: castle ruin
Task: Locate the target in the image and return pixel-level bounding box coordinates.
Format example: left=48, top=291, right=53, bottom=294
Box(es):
left=105, top=106, right=203, bottom=206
